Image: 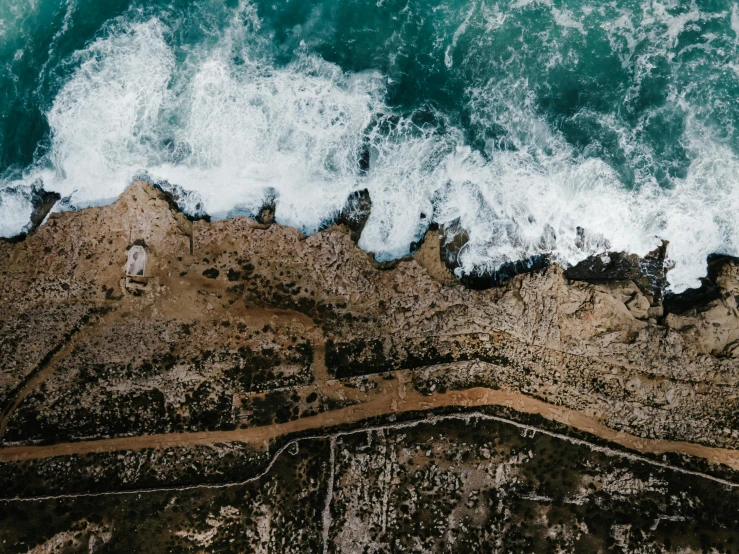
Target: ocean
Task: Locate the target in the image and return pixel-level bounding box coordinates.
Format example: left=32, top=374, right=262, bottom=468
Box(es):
left=2, top=0, right=739, bottom=291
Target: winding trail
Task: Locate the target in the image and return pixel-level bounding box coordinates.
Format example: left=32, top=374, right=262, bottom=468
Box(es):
left=2, top=386, right=739, bottom=475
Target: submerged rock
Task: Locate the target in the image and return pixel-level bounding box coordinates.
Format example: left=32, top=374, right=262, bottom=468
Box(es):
left=439, top=218, right=550, bottom=289
left=574, top=225, right=611, bottom=252
left=336, top=189, right=371, bottom=243
left=358, top=142, right=370, bottom=175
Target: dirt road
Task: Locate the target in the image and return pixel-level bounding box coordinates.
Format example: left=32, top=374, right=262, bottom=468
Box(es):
left=2, top=386, right=738, bottom=473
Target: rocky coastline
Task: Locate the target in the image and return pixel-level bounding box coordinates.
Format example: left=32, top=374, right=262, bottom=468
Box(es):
left=5, top=180, right=732, bottom=310
left=2, top=181, right=739, bottom=552
left=2, top=180, right=739, bottom=444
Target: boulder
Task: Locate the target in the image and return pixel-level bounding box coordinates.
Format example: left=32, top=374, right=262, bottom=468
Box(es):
left=564, top=242, right=668, bottom=303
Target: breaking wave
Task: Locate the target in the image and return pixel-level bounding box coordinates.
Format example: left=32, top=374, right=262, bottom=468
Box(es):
left=3, top=0, right=739, bottom=291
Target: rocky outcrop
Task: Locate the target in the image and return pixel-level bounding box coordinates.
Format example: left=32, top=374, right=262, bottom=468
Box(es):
left=439, top=218, right=550, bottom=288
left=1, top=181, right=738, bottom=454
left=662, top=255, right=739, bottom=356
left=152, top=181, right=210, bottom=222
left=336, top=189, right=371, bottom=243
left=663, top=254, right=739, bottom=314
left=564, top=242, right=668, bottom=303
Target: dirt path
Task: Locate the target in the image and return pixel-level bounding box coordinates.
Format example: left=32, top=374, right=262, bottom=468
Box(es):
left=2, top=386, right=739, bottom=473
left=5, top=409, right=739, bottom=504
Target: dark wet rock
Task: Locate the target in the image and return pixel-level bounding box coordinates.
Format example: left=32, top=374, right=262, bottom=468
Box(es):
left=459, top=256, right=551, bottom=289
left=336, top=189, right=371, bottom=242
left=257, top=205, right=275, bottom=225
left=255, top=188, right=278, bottom=226
left=153, top=181, right=210, bottom=222
left=358, top=142, right=370, bottom=174
left=439, top=218, right=469, bottom=272
left=439, top=218, right=549, bottom=289
left=575, top=226, right=585, bottom=249
left=565, top=242, right=668, bottom=303
left=664, top=254, right=739, bottom=315
left=29, top=187, right=61, bottom=231
left=0, top=183, right=61, bottom=243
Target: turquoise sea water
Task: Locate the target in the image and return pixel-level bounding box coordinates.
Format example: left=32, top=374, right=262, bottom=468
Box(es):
left=2, top=0, right=739, bottom=290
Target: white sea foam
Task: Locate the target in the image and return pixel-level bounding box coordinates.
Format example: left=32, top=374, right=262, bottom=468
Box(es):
left=432, top=71, right=739, bottom=291
left=28, top=17, right=174, bottom=204
left=0, top=188, right=35, bottom=237
left=152, top=52, right=382, bottom=233
left=2, top=4, right=739, bottom=292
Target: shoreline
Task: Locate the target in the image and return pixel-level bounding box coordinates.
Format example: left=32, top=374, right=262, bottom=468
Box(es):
left=2, top=179, right=739, bottom=550
left=2, top=179, right=736, bottom=310
left=1, top=181, right=738, bottom=452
